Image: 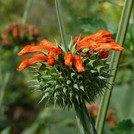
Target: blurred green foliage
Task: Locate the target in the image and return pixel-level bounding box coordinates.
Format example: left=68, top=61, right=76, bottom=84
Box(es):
left=111, top=119, right=134, bottom=134
left=0, top=0, right=134, bottom=134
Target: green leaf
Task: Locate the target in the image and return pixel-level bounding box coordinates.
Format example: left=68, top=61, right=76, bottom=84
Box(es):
left=88, top=59, right=96, bottom=67
left=90, top=70, right=97, bottom=73
left=55, top=85, right=61, bottom=90
left=78, top=17, right=108, bottom=33
left=98, top=76, right=107, bottom=80
left=74, top=84, right=79, bottom=90
left=39, top=92, right=50, bottom=102
left=67, top=80, right=71, bottom=85
left=63, top=87, right=67, bottom=94
left=97, top=66, right=105, bottom=73
left=112, top=119, right=134, bottom=134
left=82, top=48, right=89, bottom=53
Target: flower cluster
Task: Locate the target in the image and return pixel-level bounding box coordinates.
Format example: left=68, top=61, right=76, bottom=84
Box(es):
left=76, top=103, right=117, bottom=129
left=17, top=30, right=123, bottom=72
left=17, top=30, right=124, bottom=107
left=86, top=104, right=117, bottom=128
left=1, top=22, right=40, bottom=46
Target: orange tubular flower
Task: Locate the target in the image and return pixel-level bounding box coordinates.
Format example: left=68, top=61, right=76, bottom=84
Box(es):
left=86, top=103, right=117, bottom=128
left=17, top=45, right=48, bottom=56
left=107, top=117, right=117, bottom=128
left=81, top=30, right=113, bottom=43
left=48, top=48, right=62, bottom=58
left=76, top=40, right=98, bottom=51
left=73, top=55, right=85, bottom=72
left=13, top=28, right=18, bottom=38
left=40, top=40, right=57, bottom=49
left=17, top=40, right=57, bottom=56
left=17, top=39, right=62, bottom=71
left=47, top=58, right=55, bottom=66
left=72, top=35, right=82, bottom=44
left=17, top=53, right=48, bottom=71
left=64, top=51, right=73, bottom=66
left=94, top=42, right=124, bottom=51
left=76, top=30, right=124, bottom=52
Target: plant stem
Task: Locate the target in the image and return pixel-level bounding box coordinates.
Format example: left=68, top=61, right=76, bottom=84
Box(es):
left=74, top=99, right=98, bottom=134
left=95, top=1, right=134, bottom=134
left=22, top=0, right=33, bottom=24
left=55, top=0, right=68, bottom=52
left=0, top=46, right=19, bottom=111
left=0, top=0, right=32, bottom=111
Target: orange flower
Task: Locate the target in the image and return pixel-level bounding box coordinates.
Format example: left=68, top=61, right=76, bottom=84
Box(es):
left=72, top=35, right=82, bottom=44
left=86, top=103, right=117, bottom=128
left=40, top=40, right=57, bottom=50
left=76, top=30, right=124, bottom=52
left=47, top=58, right=55, bottom=66
left=94, top=42, right=124, bottom=51
left=12, top=28, right=18, bottom=38
left=73, top=55, right=85, bottom=72
left=80, top=30, right=113, bottom=43
left=48, top=48, right=62, bottom=58
left=76, top=40, right=97, bottom=51
left=17, top=40, right=57, bottom=56
left=17, top=45, right=48, bottom=56
left=17, top=40, right=61, bottom=71
left=17, top=53, right=48, bottom=71
left=64, top=51, right=73, bottom=66
left=107, top=117, right=117, bottom=128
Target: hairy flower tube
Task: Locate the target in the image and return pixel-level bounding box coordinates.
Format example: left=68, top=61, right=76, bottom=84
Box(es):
left=17, top=30, right=124, bottom=108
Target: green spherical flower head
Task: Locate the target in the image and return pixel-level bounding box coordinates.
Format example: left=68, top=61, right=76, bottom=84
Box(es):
left=33, top=51, right=111, bottom=108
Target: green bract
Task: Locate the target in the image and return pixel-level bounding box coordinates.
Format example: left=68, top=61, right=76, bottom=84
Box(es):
left=31, top=51, right=111, bottom=108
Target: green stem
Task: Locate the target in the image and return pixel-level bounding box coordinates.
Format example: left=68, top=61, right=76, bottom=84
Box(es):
left=55, top=0, right=68, bottom=52
left=22, top=0, right=33, bottom=24
left=95, top=1, right=133, bottom=134
left=0, top=0, right=32, bottom=111
left=0, top=46, right=19, bottom=111
left=74, top=99, right=97, bottom=134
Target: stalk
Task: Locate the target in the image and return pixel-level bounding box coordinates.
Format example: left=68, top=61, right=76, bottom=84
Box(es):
left=74, top=99, right=98, bottom=134
left=95, top=1, right=134, bottom=134
left=0, top=0, right=32, bottom=111
left=55, top=0, right=68, bottom=52
left=0, top=46, right=18, bottom=110
left=22, top=0, right=33, bottom=24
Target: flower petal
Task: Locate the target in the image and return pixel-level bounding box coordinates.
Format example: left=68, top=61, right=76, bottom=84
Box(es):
left=47, top=58, right=55, bottom=66
left=18, top=40, right=57, bottom=56
left=72, top=35, right=82, bottom=44
left=17, top=53, right=47, bottom=71
left=48, top=48, right=62, bottom=58
left=107, top=117, right=117, bottom=128
left=73, top=55, right=85, bottom=72
left=17, top=45, right=49, bottom=56
left=76, top=40, right=97, bottom=51
left=94, top=42, right=124, bottom=51
left=64, top=51, right=73, bottom=66
left=76, top=30, right=113, bottom=51
left=80, top=30, right=112, bottom=43
left=76, top=30, right=124, bottom=52
left=39, top=40, right=57, bottom=49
